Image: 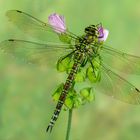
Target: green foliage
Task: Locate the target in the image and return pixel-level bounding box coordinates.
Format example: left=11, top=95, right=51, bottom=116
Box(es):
left=52, top=83, right=95, bottom=110
left=52, top=83, right=64, bottom=101
left=92, top=57, right=101, bottom=69
left=57, top=56, right=72, bottom=72
left=52, top=83, right=81, bottom=109
left=59, top=33, right=72, bottom=44
left=80, top=87, right=95, bottom=103
left=86, top=66, right=101, bottom=83
left=65, top=89, right=82, bottom=109
left=75, top=68, right=86, bottom=82
left=86, top=56, right=101, bottom=83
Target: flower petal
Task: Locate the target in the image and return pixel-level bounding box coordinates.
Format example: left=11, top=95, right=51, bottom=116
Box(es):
left=48, top=13, right=66, bottom=33
left=98, top=29, right=109, bottom=42
left=98, top=26, right=104, bottom=38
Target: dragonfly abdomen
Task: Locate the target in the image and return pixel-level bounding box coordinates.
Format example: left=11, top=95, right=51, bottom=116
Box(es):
left=47, top=52, right=83, bottom=132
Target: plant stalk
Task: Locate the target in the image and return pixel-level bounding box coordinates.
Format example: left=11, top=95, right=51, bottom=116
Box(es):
left=65, top=109, right=73, bottom=140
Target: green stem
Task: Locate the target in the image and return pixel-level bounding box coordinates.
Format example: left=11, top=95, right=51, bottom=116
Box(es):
left=65, top=109, right=73, bottom=140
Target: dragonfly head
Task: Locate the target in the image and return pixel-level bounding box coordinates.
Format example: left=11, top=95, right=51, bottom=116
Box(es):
left=85, top=25, right=99, bottom=37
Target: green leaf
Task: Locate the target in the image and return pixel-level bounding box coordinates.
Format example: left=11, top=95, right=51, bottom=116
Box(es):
left=64, top=88, right=82, bottom=109
left=74, top=97, right=82, bottom=108
left=68, top=59, right=74, bottom=68
left=75, top=68, right=86, bottom=82
left=52, top=83, right=64, bottom=101
left=66, top=59, right=74, bottom=74
left=64, top=89, right=76, bottom=109
left=57, top=56, right=71, bottom=72
left=92, top=56, right=101, bottom=69
left=80, top=87, right=95, bottom=103
left=52, top=83, right=83, bottom=109
left=59, top=33, right=72, bottom=44
left=86, top=66, right=101, bottom=83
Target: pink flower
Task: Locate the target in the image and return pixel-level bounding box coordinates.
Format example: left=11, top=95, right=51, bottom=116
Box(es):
left=48, top=13, right=66, bottom=33
left=98, top=25, right=109, bottom=42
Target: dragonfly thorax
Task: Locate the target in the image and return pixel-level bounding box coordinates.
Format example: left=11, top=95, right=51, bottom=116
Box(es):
left=75, top=36, right=94, bottom=54
left=75, top=25, right=99, bottom=50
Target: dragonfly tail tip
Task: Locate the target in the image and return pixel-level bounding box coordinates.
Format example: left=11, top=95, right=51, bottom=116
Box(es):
left=46, top=125, right=53, bottom=133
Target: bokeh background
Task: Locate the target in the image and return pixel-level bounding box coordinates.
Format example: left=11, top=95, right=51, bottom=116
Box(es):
left=0, top=0, right=140, bottom=140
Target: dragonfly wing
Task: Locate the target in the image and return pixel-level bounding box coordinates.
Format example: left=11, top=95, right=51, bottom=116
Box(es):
left=0, top=39, right=74, bottom=67
left=6, top=10, right=76, bottom=42
left=95, top=63, right=140, bottom=105
left=100, top=45, right=140, bottom=75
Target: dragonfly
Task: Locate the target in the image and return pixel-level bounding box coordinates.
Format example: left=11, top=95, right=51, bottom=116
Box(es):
left=0, top=10, right=140, bottom=133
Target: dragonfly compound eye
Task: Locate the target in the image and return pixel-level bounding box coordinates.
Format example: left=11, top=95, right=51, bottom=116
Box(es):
left=85, top=25, right=97, bottom=36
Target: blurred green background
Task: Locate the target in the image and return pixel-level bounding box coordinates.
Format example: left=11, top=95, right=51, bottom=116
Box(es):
left=0, top=0, right=140, bottom=140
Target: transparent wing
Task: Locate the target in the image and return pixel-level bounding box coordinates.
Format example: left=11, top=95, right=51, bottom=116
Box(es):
left=100, top=45, right=140, bottom=75
left=0, top=39, right=74, bottom=67
left=95, top=63, right=140, bottom=105
left=6, top=10, right=77, bottom=42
